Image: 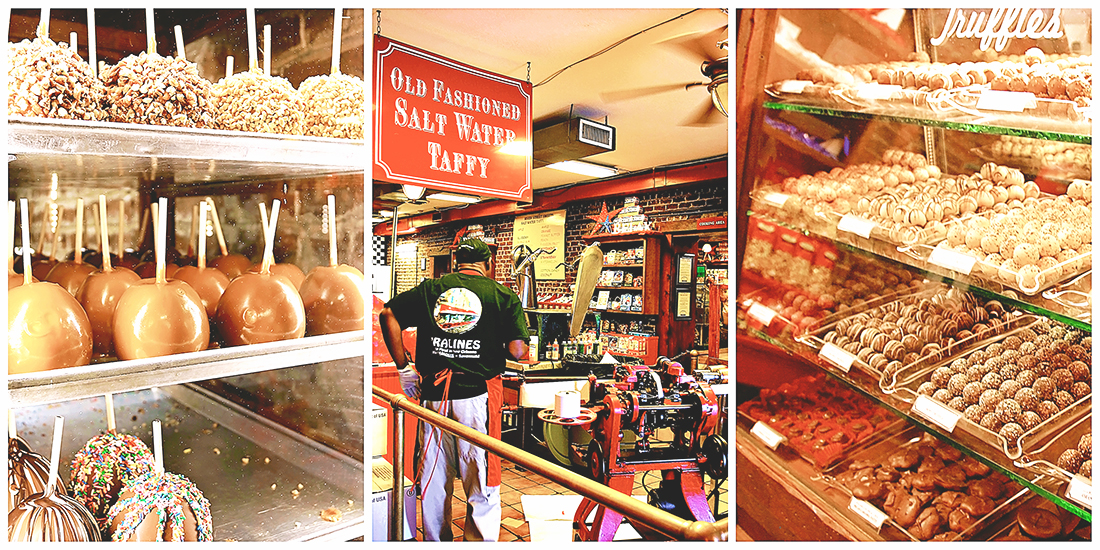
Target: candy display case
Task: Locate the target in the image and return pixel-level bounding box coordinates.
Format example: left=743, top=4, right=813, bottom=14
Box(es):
left=6, top=11, right=367, bottom=541
left=736, top=7, right=1091, bottom=540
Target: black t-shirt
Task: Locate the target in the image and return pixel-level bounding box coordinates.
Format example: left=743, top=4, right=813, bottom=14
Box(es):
left=386, top=272, right=530, bottom=400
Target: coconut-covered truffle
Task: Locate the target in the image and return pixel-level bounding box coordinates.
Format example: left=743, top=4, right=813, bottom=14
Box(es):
left=8, top=33, right=107, bottom=120
left=101, top=52, right=215, bottom=128
left=299, top=72, right=365, bottom=139
left=211, top=68, right=304, bottom=135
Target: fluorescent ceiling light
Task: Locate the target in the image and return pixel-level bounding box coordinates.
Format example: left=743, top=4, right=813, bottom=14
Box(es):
left=427, top=192, right=481, bottom=204
left=499, top=140, right=532, bottom=156
left=544, top=160, right=618, bottom=178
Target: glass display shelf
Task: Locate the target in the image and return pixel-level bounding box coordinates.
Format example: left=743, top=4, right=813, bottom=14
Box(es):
left=8, top=331, right=366, bottom=408
left=11, top=384, right=364, bottom=542
left=762, top=99, right=1091, bottom=145
left=745, top=209, right=1091, bottom=332
left=7, top=117, right=364, bottom=189
left=736, top=326, right=1091, bottom=522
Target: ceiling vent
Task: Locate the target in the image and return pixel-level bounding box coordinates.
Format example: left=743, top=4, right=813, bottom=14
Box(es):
left=532, top=117, right=615, bottom=168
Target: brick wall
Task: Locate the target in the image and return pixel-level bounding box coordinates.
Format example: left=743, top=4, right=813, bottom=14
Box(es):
left=390, top=180, right=727, bottom=294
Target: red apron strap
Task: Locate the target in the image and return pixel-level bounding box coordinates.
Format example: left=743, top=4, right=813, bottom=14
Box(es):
left=486, top=375, right=503, bottom=487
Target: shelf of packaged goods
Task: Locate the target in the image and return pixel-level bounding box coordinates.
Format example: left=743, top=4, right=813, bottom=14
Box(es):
left=589, top=308, right=647, bottom=315
left=12, top=383, right=364, bottom=542
left=594, top=285, right=646, bottom=290
left=601, top=263, right=645, bottom=268
left=762, top=100, right=1091, bottom=145
left=745, top=210, right=1091, bottom=332
left=8, top=331, right=366, bottom=408
left=7, top=117, right=364, bottom=189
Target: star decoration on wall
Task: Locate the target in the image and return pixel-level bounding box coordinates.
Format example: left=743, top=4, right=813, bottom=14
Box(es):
left=586, top=202, right=624, bottom=235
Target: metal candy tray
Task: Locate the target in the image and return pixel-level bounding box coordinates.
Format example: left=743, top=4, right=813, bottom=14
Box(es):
left=816, top=428, right=1031, bottom=542
left=897, top=343, right=1090, bottom=461
left=8, top=117, right=364, bottom=189
left=8, top=331, right=366, bottom=408
left=9, top=384, right=364, bottom=542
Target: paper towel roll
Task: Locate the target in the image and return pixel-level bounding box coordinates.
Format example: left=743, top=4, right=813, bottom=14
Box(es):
left=554, top=390, right=581, bottom=419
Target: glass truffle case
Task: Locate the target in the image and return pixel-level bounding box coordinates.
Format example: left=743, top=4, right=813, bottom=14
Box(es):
left=736, top=8, right=1091, bottom=541
left=7, top=9, right=366, bottom=542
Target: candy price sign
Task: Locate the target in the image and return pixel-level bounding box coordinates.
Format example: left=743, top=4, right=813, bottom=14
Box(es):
left=374, top=35, right=533, bottom=202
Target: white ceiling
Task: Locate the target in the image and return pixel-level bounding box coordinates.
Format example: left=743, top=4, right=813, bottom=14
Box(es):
left=372, top=8, right=729, bottom=217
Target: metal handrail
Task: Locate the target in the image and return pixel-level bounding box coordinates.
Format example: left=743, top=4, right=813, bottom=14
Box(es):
left=373, top=385, right=729, bottom=542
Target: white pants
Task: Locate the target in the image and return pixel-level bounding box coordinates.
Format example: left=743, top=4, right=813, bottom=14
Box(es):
left=420, top=394, right=501, bottom=541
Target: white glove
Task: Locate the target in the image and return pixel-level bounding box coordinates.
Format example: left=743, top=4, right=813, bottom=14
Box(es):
left=398, top=367, right=421, bottom=400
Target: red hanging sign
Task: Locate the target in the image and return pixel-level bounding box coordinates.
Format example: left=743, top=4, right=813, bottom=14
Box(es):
left=373, top=35, right=533, bottom=202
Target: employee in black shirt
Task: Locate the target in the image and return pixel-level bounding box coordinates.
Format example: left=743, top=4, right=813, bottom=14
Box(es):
left=380, top=238, right=529, bottom=541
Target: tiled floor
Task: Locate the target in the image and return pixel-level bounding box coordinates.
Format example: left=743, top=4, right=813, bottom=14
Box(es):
left=413, top=459, right=728, bottom=542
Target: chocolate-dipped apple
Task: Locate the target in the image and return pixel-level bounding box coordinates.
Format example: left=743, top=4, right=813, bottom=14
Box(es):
left=214, top=200, right=305, bottom=345
left=9, top=199, right=93, bottom=374
left=113, top=198, right=209, bottom=360
left=299, top=195, right=366, bottom=335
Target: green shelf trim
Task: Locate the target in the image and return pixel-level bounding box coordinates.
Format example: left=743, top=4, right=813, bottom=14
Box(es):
left=763, top=101, right=1091, bottom=145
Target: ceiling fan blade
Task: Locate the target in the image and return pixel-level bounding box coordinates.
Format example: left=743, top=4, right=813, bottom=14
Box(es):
left=681, top=97, right=727, bottom=127
left=656, top=24, right=728, bottom=63
left=600, top=82, right=702, bottom=103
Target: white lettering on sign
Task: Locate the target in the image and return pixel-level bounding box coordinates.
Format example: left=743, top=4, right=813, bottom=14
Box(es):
left=930, top=8, right=1063, bottom=52
left=427, top=142, right=490, bottom=178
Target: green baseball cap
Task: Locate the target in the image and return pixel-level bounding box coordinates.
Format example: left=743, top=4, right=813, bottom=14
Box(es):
left=455, top=239, right=492, bottom=263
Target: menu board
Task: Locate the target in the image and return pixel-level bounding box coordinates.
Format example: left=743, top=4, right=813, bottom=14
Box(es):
left=512, top=209, right=566, bottom=280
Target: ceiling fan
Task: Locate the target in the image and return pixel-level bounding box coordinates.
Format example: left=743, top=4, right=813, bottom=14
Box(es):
left=600, top=23, right=728, bottom=127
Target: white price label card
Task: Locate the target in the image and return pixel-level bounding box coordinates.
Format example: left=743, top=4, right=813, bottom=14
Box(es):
left=855, top=83, right=901, bottom=100
left=837, top=214, right=876, bottom=239
left=819, top=342, right=856, bottom=373
left=976, top=90, right=1037, bottom=112
left=778, top=80, right=811, bottom=94
left=848, top=497, right=887, bottom=530
left=760, top=192, right=790, bottom=209
left=1066, top=475, right=1091, bottom=508
left=746, top=301, right=778, bottom=326
left=929, top=246, right=977, bottom=275
left=750, top=421, right=786, bottom=450
left=912, top=394, right=962, bottom=433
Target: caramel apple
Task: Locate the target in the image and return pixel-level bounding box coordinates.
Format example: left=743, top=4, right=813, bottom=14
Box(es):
left=9, top=200, right=93, bottom=374
left=76, top=196, right=142, bottom=356
left=113, top=198, right=209, bottom=360
left=31, top=204, right=62, bottom=281
left=299, top=195, right=366, bottom=335
left=8, top=201, right=35, bottom=289
left=205, top=197, right=253, bottom=278
left=247, top=261, right=305, bottom=289
left=172, top=200, right=229, bottom=318
left=45, top=199, right=96, bottom=296
left=214, top=200, right=304, bottom=345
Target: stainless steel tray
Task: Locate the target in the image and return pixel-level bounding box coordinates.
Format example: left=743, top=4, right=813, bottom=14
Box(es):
left=817, top=427, right=1031, bottom=541
left=8, top=117, right=364, bottom=189
left=9, top=384, right=364, bottom=542
left=8, top=330, right=366, bottom=408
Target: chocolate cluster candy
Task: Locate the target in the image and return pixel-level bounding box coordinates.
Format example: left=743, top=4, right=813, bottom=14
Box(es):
left=739, top=373, right=896, bottom=467
left=922, top=318, right=1090, bottom=444
left=995, top=497, right=1087, bottom=541
left=823, top=288, right=1009, bottom=376
left=835, top=433, right=1019, bottom=541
